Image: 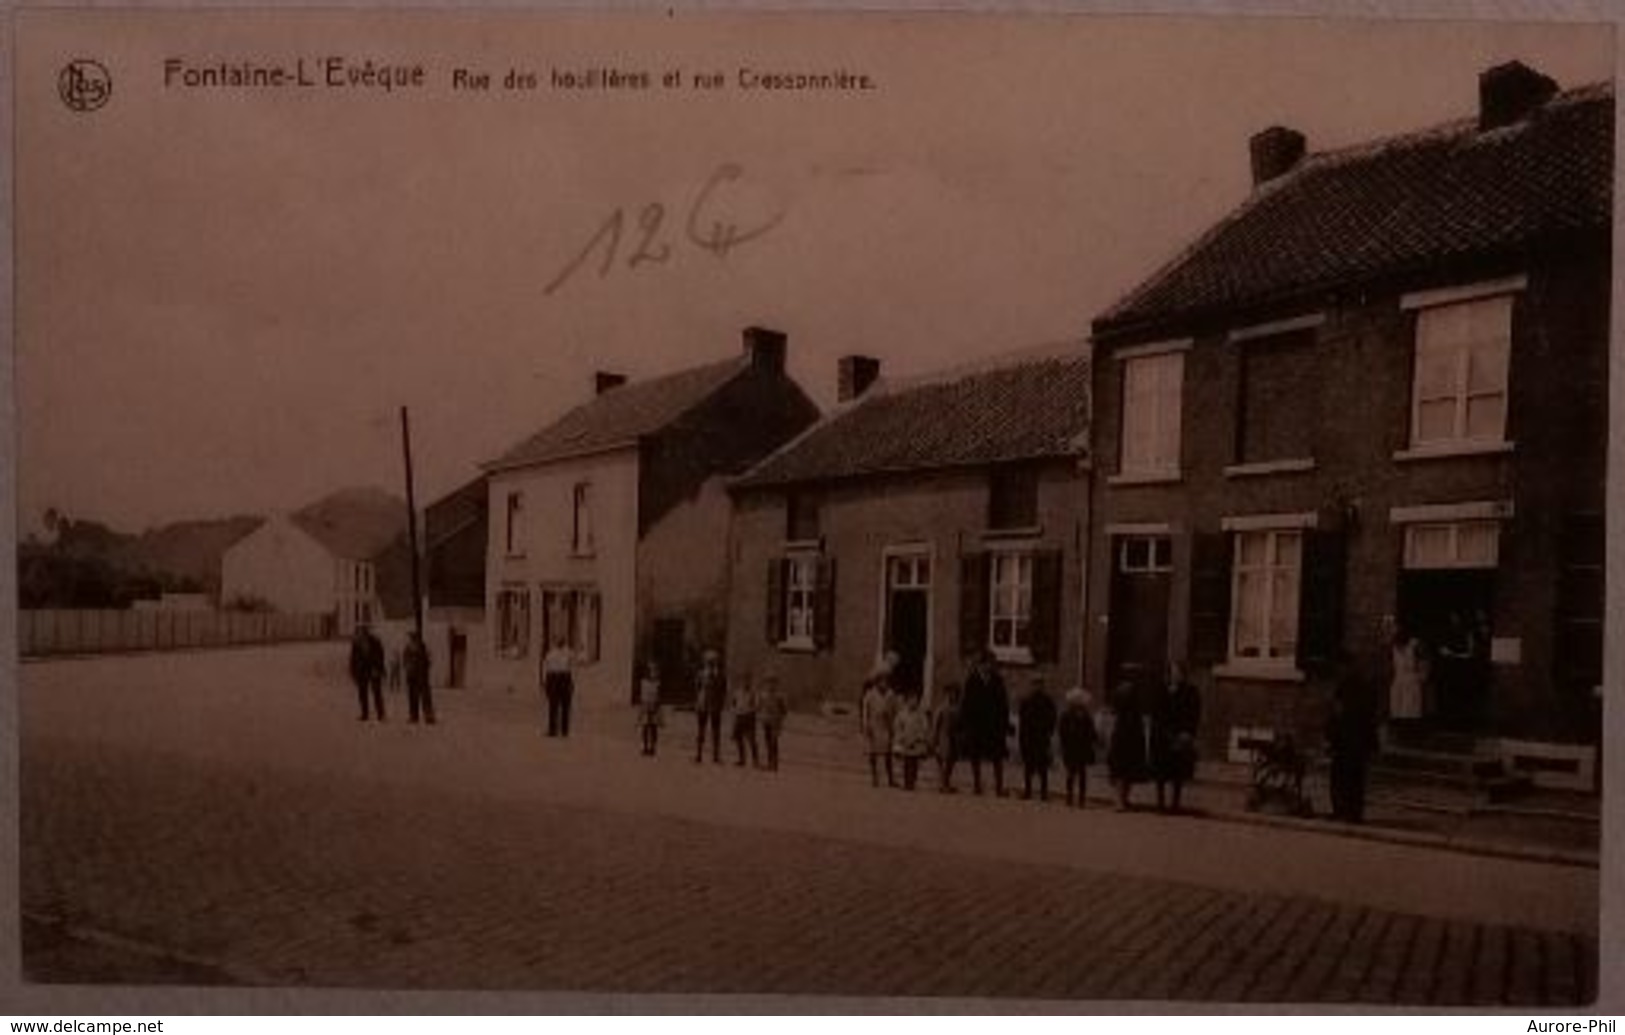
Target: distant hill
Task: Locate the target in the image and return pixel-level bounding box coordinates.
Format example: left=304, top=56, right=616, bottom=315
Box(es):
left=19, top=513, right=263, bottom=608
left=112, top=515, right=266, bottom=592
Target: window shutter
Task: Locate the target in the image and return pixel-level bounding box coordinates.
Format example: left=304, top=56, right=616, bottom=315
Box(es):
left=959, top=553, right=990, bottom=660
left=1189, top=532, right=1232, bottom=666
left=1030, top=550, right=1064, bottom=663
left=814, top=558, right=837, bottom=650
left=590, top=592, right=602, bottom=663
left=765, top=559, right=786, bottom=645
left=1297, top=529, right=1347, bottom=675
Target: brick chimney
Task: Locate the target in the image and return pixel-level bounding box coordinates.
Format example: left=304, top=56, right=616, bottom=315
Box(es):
left=594, top=371, right=627, bottom=395
left=743, top=326, right=787, bottom=373
left=1479, top=60, right=1558, bottom=131
left=837, top=355, right=881, bottom=402
left=1250, top=126, right=1306, bottom=186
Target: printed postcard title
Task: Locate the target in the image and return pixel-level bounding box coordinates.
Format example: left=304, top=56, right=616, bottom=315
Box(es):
left=161, top=56, right=878, bottom=95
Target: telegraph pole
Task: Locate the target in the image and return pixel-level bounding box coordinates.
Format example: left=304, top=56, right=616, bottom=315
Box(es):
left=400, top=405, right=424, bottom=639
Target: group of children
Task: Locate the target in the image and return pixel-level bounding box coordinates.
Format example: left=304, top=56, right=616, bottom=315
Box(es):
left=631, top=652, right=1201, bottom=818
left=861, top=671, right=1103, bottom=807
left=632, top=655, right=790, bottom=770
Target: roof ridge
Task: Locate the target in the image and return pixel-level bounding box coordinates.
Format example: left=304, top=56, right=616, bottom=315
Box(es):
left=1095, top=76, right=1613, bottom=335
left=733, top=344, right=1091, bottom=489
left=484, top=353, right=752, bottom=470
left=1302, top=79, right=1613, bottom=172
left=868, top=339, right=1088, bottom=397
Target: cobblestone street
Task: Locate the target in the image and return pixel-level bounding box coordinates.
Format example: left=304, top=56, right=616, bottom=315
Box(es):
left=19, top=645, right=1601, bottom=1003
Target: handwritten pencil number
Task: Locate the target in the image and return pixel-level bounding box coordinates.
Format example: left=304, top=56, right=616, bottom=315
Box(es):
left=544, top=163, right=785, bottom=296
left=628, top=204, right=671, bottom=269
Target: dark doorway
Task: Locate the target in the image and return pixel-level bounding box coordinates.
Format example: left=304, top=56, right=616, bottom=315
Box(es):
left=884, top=552, right=932, bottom=698
left=1106, top=535, right=1173, bottom=696
left=887, top=591, right=930, bottom=696
left=447, top=628, right=467, bottom=688
left=651, top=618, right=688, bottom=705
left=1397, top=570, right=1495, bottom=729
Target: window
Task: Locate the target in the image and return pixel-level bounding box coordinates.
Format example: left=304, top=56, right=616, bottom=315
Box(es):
left=1404, top=521, right=1500, bottom=569
left=888, top=554, right=931, bottom=590
left=541, top=587, right=602, bottom=663
left=787, top=493, right=821, bottom=543
left=1120, top=351, right=1184, bottom=477
left=496, top=586, right=530, bottom=657
left=1237, top=331, right=1316, bottom=464
left=571, top=483, right=595, bottom=556
left=784, top=553, right=818, bottom=646
left=1230, top=529, right=1302, bottom=665
left=1118, top=535, right=1173, bottom=574
left=1410, top=295, right=1512, bottom=449
left=504, top=491, right=525, bottom=556
left=989, top=468, right=1040, bottom=530
left=989, top=551, right=1034, bottom=659
left=767, top=553, right=835, bottom=650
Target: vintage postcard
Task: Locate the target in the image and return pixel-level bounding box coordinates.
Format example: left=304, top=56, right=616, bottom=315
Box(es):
left=6, top=4, right=1618, bottom=1010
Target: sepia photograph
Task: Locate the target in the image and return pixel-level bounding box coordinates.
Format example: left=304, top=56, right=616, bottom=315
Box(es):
left=7, top=6, right=1616, bottom=1009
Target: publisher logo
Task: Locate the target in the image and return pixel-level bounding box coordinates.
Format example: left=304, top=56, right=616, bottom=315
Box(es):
left=58, top=59, right=111, bottom=113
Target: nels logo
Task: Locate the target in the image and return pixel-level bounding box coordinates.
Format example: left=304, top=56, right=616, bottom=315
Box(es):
left=58, top=59, right=112, bottom=113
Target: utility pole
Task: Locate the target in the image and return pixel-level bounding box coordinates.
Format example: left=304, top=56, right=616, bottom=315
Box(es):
left=400, top=405, right=424, bottom=639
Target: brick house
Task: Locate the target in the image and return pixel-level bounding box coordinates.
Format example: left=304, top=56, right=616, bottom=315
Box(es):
left=728, top=347, right=1091, bottom=711
left=480, top=328, right=818, bottom=703
left=1085, top=62, right=1609, bottom=781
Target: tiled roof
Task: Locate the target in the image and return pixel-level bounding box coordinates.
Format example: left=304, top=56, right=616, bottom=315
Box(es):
left=484, top=357, right=749, bottom=471
left=291, top=486, right=407, bottom=561
left=735, top=349, right=1090, bottom=488
left=424, top=475, right=488, bottom=548
left=1094, top=82, right=1613, bottom=338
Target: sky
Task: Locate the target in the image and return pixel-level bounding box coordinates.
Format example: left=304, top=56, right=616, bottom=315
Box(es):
left=14, top=9, right=1614, bottom=532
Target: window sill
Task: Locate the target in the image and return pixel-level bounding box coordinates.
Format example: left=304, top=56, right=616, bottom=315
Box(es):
left=992, top=647, right=1036, bottom=667
left=1394, top=441, right=1514, bottom=463
left=783, top=539, right=822, bottom=552
left=569, top=550, right=597, bottom=560
left=982, top=526, right=1043, bottom=542
left=777, top=639, right=817, bottom=654
left=1223, top=458, right=1316, bottom=479
left=1107, top=470, right=1182, bottom=487
left=1212, top=661, right=1306, bottom=683
left=504, top=552, right=527, bottom=561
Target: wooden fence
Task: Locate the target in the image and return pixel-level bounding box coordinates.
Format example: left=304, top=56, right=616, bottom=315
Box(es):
left=20, top=609, right=332, bottom=657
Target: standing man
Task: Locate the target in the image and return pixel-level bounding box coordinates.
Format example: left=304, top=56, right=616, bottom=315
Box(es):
left=960, top=650, right=1011, bottom=796
left=541, top=633, right=575, bottom=737
left=404, top=630, right=435, bottom=725
left=349, top=624, right=385, bottom=722
left=694, top=648, right=727, bottom=764
left=1326, top=653, right=1378, bottom=823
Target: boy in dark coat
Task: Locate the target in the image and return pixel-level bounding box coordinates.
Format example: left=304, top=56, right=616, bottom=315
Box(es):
left=959, top=651, right=1010, bottom=796
left=694, top=649, right=727, bottom=764
left=1149, top=662, right=1201, bottom=813
left=1057, top=688, right=1098, bottom=808
left=1018, top=678, right=1058, bottom=802
left=1106, top=681, right=1147, bottom=810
